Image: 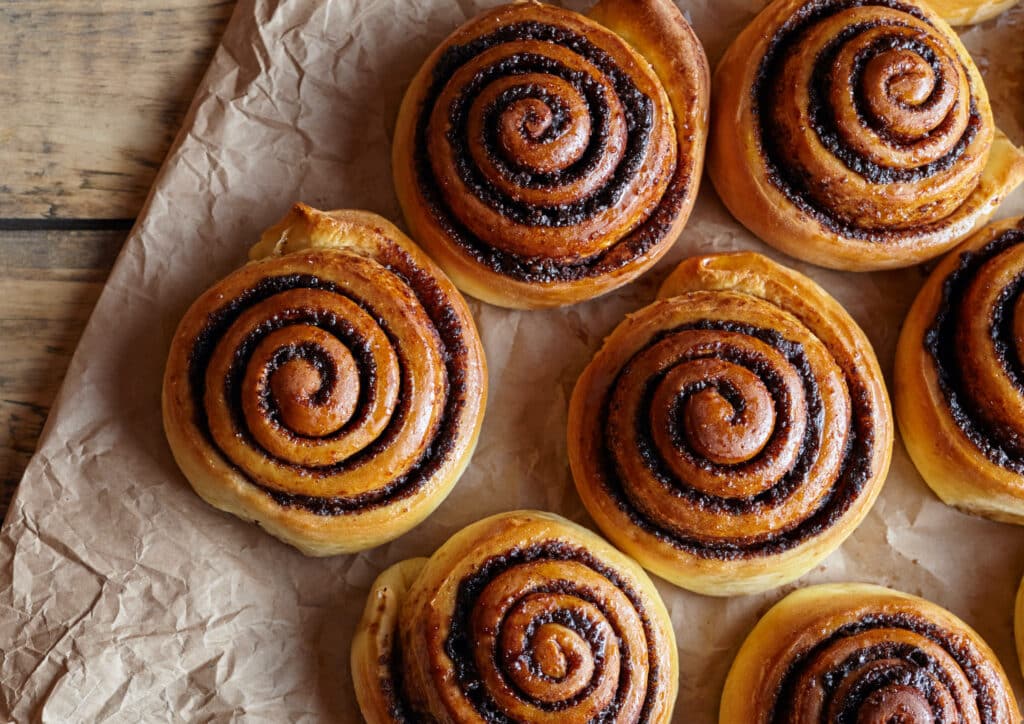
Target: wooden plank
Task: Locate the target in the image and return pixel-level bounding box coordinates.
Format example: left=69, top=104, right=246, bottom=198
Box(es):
left=0, top=0, right=235, bottom=219
left=0, top=229, right=123, bottom=516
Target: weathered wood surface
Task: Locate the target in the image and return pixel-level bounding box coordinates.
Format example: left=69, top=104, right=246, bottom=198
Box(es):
left=0, top=0, right=235, bottom=219
left=0, top=1, right=236, bottom=519
left=0, top=230, right=124, bottom=514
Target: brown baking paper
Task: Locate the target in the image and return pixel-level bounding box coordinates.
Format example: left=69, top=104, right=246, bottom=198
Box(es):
left=3, top=0, right=1024, bottom=720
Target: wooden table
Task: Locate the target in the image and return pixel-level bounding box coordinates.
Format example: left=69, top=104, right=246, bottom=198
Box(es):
left=0, top=1, right=236, bottom=518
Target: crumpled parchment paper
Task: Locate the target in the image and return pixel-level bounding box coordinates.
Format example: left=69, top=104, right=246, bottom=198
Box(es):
left=3, top=1, right=1024, bottom=720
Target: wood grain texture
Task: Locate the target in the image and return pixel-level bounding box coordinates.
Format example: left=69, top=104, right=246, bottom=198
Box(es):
left=1, top=1, right=235, bottom=519
left=0, top=0, right=235, bottom=219
left=0, top=230, right=125, bottom=515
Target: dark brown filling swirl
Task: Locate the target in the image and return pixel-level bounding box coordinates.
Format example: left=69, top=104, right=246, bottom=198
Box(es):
left=427, top=543, right=663, bottom=722
left=773, top=613, right=1007, bottom=722
left=755, top=0, right=985, bottom=241
left=415, top=18, right=688, bottom=282
left=926, top=222, right=1024, bottom=470
left=186, top=247, right=470, bottom=515
left=596, top=321, right=875, bottom=560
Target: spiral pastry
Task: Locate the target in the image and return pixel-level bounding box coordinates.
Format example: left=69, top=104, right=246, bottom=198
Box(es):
left=161, top=204, right=487, bottom=556
left=709, top=0, right=1024, bottom=271
left=895, top=216, right=1024, bottom=524
left=929, top=0, right=1020, bottom=26
left=392, top=0, right=709, bottom=308
left=567, top=253, right=893, bottom=596
left=350, top=510, right=678, bottom=723
left=720, top=583, right=1020, bottom=723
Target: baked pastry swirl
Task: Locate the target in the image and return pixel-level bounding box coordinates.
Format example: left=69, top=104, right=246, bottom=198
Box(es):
left=721, top=583, right=1021, bottom=723
left=162, top=204, right=487, bottom=556
left=351, top=510, right=678, bottom=722
left=392, top=0, right=709, bottom=308
left=568, top=253, right=893, bottom=595
left=896, top=216, right=1024, bottom=524
left=709, top=0, right=1024, bottom=271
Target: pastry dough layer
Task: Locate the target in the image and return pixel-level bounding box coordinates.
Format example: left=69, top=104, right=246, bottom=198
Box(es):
left=162, top=204, right=487, bottom=555
left=709, top=0, right=1024, bottom=270
left=568, top=252, right=893, bottom=595
left=896, top=216, right=1024, bottom=524
left=721, top=583, right=1020, bottom=723
left=393, top=0, right=709, bottom=307
left=351, top=510, right=678, bottom=722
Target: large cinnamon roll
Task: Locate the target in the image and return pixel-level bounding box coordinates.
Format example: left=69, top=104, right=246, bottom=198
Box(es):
left=709, top=0, right=1024, bottom=271
left=162, top=204, right=487, bottom=556
left=568, top=253, right=893, bottom=595
left=720, top=583, right=1020, bottom=723
left=350, top=510, right=678, bottom=722
left=392, top=0, right=709, bottom=308
left=896, top=216, right=1024, bottom=524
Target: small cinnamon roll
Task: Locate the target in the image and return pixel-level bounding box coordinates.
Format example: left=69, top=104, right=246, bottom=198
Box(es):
left=709, top=0, right=1024, bottom=271
left=392, top=0, right=709, bottom=308
left=568, top=253, right=893, bottom=595
left=896, top=216, right=1024, bottom=524
left=721, top=583, right=1020, bottom=723
left=162, top=204, right=487, bottom=555
left=351, top=510, right=678, bottom=722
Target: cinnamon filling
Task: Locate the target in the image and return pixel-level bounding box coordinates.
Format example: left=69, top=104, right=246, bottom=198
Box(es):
left=596, top=321, right=875, bottom=559
left=187, top=246, right=470, bottom=515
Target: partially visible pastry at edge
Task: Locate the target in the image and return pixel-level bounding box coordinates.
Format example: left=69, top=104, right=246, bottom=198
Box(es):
left=1016, top=573, right=1024, bottom=681
left=162, top=204, right=487, bottom=556
left=351, top=510, right=678, bottom=722
left=709, top=0, right=1024, bottom=271
left=568, top=253, right=893, bottom=596
left=929, top=0, right=1020, bottom=26
left=896, top=216, right=1024, bottom=524
left=392, top=0, right=709, bottom=308
left=721, top=583, right=1020, bottom=723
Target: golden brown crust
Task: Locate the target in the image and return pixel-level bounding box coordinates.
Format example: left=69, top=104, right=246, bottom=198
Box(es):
left=392, top=0, right=708, bottom=308
left=162, top=204, right=487, bottom=556
left=708, top=0, right=1024, bottom=271
left=929, top=0, right=1020, bottom=25
left=720, top=583, right=1020, bottom=723
left=351, top=557, right=429, bottom=723
left=351, top=510, right=678, bottom=722
left=567, top=252, right=893, bottom=595
left=895, top=215, right=1024, bottom=524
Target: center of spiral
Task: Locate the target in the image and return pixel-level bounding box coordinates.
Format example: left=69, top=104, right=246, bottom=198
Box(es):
left=654, top=359, right=776, bottom=468
left=270, top=357, right=322, bottom=403
left=867, top=50, right=934, bottom=107
left=495, top=88, right=591, bottom=175
left=532, top=623, right=576, bottom=680
left=513, top=98, right=553, bottom=140
left=261, top=330, right=360, bottom=438
left=856, top=684, right=934, bottom=724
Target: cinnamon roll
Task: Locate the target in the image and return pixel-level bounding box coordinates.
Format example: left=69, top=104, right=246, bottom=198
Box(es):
left=929, top=0, right=1020, bottom=26
left=896, top=216, right=1024, bottom=524
left=720, top=583, right=1020, bottom=723
left=162, top=204, right=487, bottom=556
left=709, top=0, right=1024, bottom=271
left=350, top=510, right=678, bottom=722
left=568, top=253, right=893, bottom=595
left=392, top=0, right=709, bottom=308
